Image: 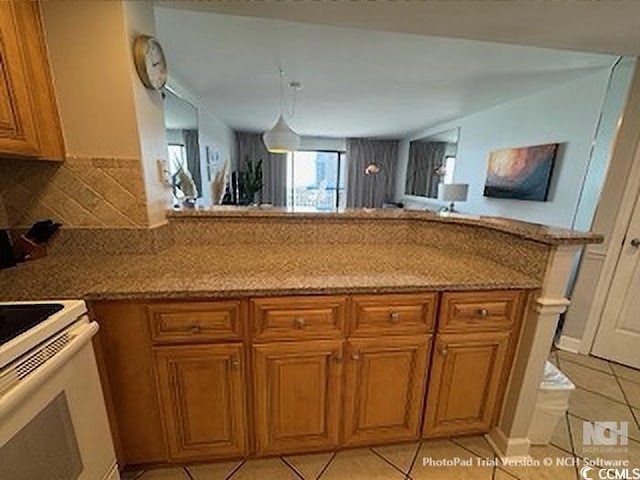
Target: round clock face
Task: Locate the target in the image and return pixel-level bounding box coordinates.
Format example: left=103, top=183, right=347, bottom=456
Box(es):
left=134, top=35, right=167, bottom=90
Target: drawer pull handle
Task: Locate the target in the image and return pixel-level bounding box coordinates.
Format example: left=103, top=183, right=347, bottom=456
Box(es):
left=190, top=325, right=201, bottom=334
left=438, top=344, right=449, bottom=356
left=293, top=317, right=306, bottom=329
left=476, top=308, right=489, bottom=318
left=389, top=312, right=401, bottom=323
left=351, top=351, right=361, bottom=361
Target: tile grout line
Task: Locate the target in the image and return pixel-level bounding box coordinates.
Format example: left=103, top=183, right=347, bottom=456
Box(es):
left=279, top=457, right=305, bottom=480
left=315, top=452, right=337, bottom=480
left=567, top=411, right=640, bottom=446
left=224, top=459, right=246, bottom=480
left=610, top=366, right=640, bottom=431
left=405, top=440, right=423, bottom=480
left=609, top=361, right=640, bottom=386
left=563, top=411, right=582, bottom=479
left=369, top=446, right=412, bottom=477
left=557, top=355, right=614, bottom=376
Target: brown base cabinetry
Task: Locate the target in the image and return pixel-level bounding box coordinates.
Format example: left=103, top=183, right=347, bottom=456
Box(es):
left=422, top=331, right=510, bottom=438
left=342, top=335, right=431, bottom=446
left=90, top=289, right=527, bottom=468
left=253, top=340, right=343, bottom=456
left=154, top=343, right=247, bottom=461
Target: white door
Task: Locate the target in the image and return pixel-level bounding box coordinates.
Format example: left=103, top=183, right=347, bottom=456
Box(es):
left=592, top=189, right=640, bottom=367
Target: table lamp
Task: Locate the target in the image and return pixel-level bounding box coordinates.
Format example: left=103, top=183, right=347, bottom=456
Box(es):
left=438, top=183, right=469, bottom=213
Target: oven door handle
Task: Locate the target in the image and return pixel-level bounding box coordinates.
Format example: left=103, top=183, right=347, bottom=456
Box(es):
left=0, top=321, right=99, bottom=418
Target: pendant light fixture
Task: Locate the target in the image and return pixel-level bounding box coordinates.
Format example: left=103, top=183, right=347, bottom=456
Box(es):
left=263, top=68, right=301, bottom=153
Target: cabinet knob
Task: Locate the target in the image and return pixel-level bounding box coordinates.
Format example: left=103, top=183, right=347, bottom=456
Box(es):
left=190, top=324, right=201, bottom=334
left=231, top=358, right=240, bottom=369
left=389, top=312, right=401, bottom=323
left=476, top=308, right=489, bottom=318
left=332, top=352, right=343, bottom=363
left=351, top=351, right=361, bottom=361
left=293, top=317, right=306, bottom=329
left=438, top=344, right=449, bottom=356
left=631, top=238, right=640, bottom=248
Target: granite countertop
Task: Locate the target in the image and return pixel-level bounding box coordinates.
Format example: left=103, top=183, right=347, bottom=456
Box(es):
left=0, top=244, right=539, bottom=302
left=168, top=207, right=603, bottom=246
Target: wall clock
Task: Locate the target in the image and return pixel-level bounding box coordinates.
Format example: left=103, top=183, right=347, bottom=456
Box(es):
left=133, top=35, right=167, bottom=90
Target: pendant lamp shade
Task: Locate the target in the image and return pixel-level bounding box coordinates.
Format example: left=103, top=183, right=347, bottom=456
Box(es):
left=263, top=115, right=300, bottom=153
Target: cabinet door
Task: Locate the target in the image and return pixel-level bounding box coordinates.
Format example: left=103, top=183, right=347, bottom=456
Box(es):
left=253, top=340, right=343, bottom=455
left=343, top=335, right=431, bottom=446
left=423, top=331, right=510, bottom=438
left=154, top=343, right=247, bottom=461
left=0, top=3, right=40, bottom=156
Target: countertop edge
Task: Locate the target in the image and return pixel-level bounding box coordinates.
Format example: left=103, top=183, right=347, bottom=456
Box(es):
left=167, top=208, right=602, bottom=246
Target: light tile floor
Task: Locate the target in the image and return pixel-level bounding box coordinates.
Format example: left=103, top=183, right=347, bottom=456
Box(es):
left=122, top=350, right=640, bottom=480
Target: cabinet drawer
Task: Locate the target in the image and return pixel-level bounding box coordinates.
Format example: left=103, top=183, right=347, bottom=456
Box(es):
left=349, top=293, right=437, bottom=336
left=148, top=301, right=242, bottom=343
left=251, top=296, right=347, bottom=341
left=438, top=290, right=524, bottom=332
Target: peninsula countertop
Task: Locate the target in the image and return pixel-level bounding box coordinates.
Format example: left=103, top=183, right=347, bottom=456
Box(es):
left=168, top=207, right=604, bottom=246
left=0, top=244, right=540, bottom=302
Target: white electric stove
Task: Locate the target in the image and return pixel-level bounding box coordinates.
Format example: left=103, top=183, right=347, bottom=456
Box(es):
left=0, top=300, right=119, bottom=480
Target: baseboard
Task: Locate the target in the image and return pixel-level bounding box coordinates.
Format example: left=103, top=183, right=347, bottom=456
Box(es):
left=555, top=335, right=582, bottom=353
left=485, top=428, right=532, bottom=461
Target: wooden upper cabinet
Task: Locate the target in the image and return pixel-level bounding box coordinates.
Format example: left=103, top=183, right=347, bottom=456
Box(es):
left=349, top=293, right=437, bottom=336
left=343, top=335, right=431, bottom=446
left=0, top=1, right=64, bottom=160
left=438, top=290, right=524, bottom=333
left=251, top=296, right=347, bottom=342
left=154, top=343, right=247, bottom=461
left=423, top=331, right=510, bottom=438
left=253, top=340, right=343, bottom=455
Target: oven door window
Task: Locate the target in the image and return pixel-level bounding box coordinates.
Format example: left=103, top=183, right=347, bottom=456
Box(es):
left=0, top=392, right=83, bottom=480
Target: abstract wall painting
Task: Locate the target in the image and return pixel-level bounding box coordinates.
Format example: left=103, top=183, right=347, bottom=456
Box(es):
left=483, top=143, right=558, bottom=201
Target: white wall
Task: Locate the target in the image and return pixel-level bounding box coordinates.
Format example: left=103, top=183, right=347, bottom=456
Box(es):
left=124, top=1, right=172, bottom=227
left=396, top=69, right=612, bottom=228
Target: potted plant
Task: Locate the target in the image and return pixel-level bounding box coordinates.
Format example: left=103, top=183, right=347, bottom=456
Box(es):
left=242, top=157, right=263, bottom=205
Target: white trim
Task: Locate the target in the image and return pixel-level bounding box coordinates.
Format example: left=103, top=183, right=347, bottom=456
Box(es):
left=578, top=62, right=640, bottom=354
left=535, top=297, right=572, bottom=315
left=485, top=428, right=532, bottom=461
left=555, top=335, right=582, bottom=353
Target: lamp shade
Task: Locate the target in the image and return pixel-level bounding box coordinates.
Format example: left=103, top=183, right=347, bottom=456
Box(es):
left=438, top=183, right=469, bottom=202
left=262, top=115, right=301, bottom=153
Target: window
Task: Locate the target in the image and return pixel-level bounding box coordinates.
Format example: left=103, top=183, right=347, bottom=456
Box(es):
left=286, top=151, right=346, bottom=211
left=168, top=144, right=187, bottom=177
left=444, top=156, right=456, bottom=184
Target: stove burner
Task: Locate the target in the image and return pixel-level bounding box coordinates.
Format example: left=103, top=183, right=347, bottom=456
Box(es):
left=0, top=304, right=64, bottom=345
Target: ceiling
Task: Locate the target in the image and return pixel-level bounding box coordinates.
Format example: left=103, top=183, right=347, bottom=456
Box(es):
left=155, top=7, right=616, bottom=139
left=156, top=1, right=640, bottom=56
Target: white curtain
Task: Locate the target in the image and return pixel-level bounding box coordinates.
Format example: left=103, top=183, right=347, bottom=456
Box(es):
left=346, top=138, right=399, bottom=208
left=235, top=132, right=287, bottom=206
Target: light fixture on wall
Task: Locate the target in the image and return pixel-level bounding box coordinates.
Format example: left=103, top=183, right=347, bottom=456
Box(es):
left=438, top=183, right=469, bottom=213
left=263, top=68, right=301, bottom=153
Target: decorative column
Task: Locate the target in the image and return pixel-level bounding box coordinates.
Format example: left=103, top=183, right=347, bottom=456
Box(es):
left=487, top=244, right=580, bottom=459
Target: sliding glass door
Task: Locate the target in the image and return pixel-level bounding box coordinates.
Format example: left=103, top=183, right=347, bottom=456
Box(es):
left=286, top=151, right=346, bottom=211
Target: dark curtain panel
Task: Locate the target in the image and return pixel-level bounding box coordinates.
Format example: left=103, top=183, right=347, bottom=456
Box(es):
left=346, top=138, right=398, bottom=208
left=183, top=129, right=201, bottom=197
left=405, top=141, right=447, bottom=198
left=235, top=131, right=287, bottom=206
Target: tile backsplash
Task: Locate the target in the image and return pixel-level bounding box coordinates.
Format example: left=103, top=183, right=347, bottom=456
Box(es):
left=0, top=156, right=149, bottom=228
